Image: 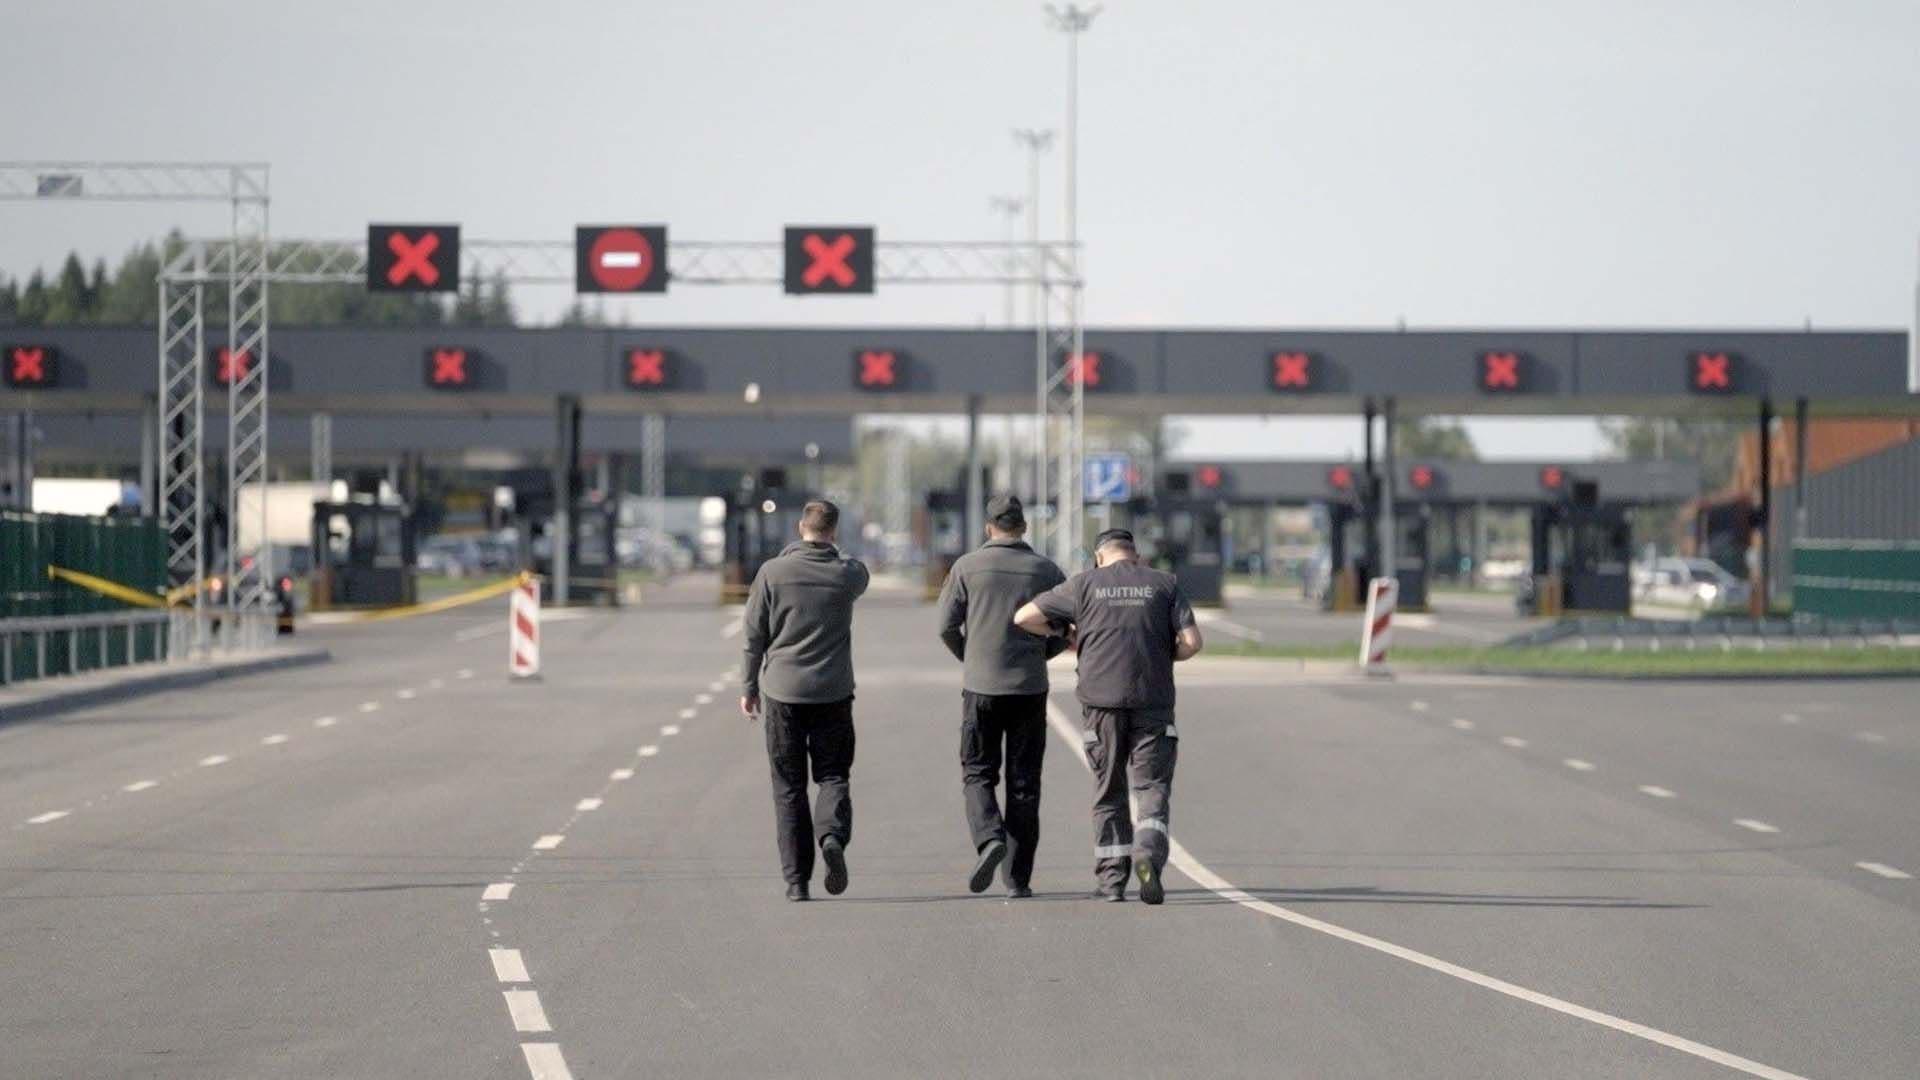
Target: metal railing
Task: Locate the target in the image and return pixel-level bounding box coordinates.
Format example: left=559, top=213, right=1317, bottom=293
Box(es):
left=0, top=609, right=276, bottom=687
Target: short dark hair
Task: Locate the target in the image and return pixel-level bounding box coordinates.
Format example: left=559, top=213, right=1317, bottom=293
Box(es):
left=986, top=493, right=1026, bottom=533
left=1093, top=527, right=1136, bottom=552
left=800, top=499, right=840, bottom=536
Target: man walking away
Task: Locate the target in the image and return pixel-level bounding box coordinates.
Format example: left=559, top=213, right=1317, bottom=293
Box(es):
left=739, top=500, right=870, bottom=902
left=935, top=495, right=1068, bottom=898
left=1013, top=528, right=1203, bottom=905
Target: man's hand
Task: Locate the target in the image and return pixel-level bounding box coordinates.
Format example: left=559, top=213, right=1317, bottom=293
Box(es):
left=740, top=694, right=759, bottom=721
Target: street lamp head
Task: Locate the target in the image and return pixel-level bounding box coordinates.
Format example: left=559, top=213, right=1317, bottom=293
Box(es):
left=1012, top=128, right=1055, bottom=152
left=1044, top=3, right=1101, bottom=31
left=989, top=195, right=1024, bottom=216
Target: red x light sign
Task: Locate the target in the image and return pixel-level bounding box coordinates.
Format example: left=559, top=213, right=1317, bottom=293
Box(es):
left=4, top=345, right=57, bottom=388
left=1060, top=350, right=1104, bottom=389
left=1689, top=351, right=1734, bottom=393
left=1479, top=351, right=1524, bottom=392
left=1196, top=465, right=1223, bottom=490
left=209, top=347, right=255, bottom=387
left=424, top=347, right=472, bottom=390
left=625, top=348, right=671, bottom=390
left=1409, top=464, right=1436, bottom=491
left=577, top=226, right=668, bottom=294
left=853, top=349, right=901, bottom=390
left=784, top=226, right=875, bottom=295
left=1270, top=351, right=1313, bottom=391
left=1327, top=464, right=1355, bottom=492
left=1539, top=465, right=1566, bottom=492
left=368, top=224, right=461, bottom=293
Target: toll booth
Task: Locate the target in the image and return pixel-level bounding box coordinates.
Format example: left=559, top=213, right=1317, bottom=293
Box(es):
left=720, top=470, right=806, bottom=604
left=518, top=493, right=619, bottom=607
left=1140, top=474, right=1229, bottom=607
left=1319, top=499, right=1429, bottom=612
left=921, top=488, right=967, bottom=599
left=1524, top=480, right=1633, bottom=615
left=310, top=499, right=417, bottom=610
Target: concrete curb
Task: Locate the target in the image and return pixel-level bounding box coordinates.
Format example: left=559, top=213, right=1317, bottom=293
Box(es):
left=0, top=648, right=333, bottom=725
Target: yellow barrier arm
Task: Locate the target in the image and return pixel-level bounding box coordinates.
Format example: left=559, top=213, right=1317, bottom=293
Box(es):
left=353, top=572, right=532, bottom=623
left=46, top=565, right=168, bottom=609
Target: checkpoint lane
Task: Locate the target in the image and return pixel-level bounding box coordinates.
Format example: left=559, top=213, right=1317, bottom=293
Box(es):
left=1204, top=589, right=1541, bottom=649
left=0, top=603, right=731, bottom=1078
left=480, top=599, right=1889, bottom=1079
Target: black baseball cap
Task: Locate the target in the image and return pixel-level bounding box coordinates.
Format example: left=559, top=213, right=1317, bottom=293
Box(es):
left=986, top=493, right=1026, bottom=530
left=1093, top=528, right=1136, bottom=549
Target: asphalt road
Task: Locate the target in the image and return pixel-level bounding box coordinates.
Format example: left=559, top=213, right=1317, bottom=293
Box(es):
left=1, top=573, right=1914, bottom=1078
left=1202, top=586, right=1544, bottom=648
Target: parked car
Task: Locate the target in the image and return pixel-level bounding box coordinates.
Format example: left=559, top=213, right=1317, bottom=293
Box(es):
left=1635, top=557, right=1752, bottom=614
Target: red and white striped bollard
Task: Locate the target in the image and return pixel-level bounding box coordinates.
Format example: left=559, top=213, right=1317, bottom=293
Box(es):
left=1358, top=576, right=1398, bottom=674
left=509, top=575, right=541, bottom=680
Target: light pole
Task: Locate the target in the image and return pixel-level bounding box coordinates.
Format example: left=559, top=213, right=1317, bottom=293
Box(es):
left=988, top=195, right=1023, bottom=326
left=1045, top=3, right=1098, bottom=564
left=1045, top=4, right=1099, bottom=257
left=1012, top=127, right=1053, bottom=512
left=1010, top=129, right=1053, bottom=326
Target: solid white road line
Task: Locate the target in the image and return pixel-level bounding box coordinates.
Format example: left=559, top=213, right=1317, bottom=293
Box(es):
left=503, top=989, right=552, bottom=1033
left=199, top=754, right=230, bottom=767
left=490, top=948, right=531, bottom=983
left=1450, top=718, right=1476, bottom=730
left=638, top=745, right=659, bottom=758
left=532, top=835, right=565, bottom=850
left=521, top=1042, right=574, bottom=1080
left=1500, top=736, right=1529, bottom=748
left=123, top=780, right=158, bottom=793
left=610, top=768, right=634, bottom=781
left=1734, top=819, right=1781, bottom=834
left=1194, top=610, right=1265, bottom=642
left=261, top=734, right=289, bottom=746
left=1855, top=862, right=1912, bottom=880
left=575, top=798, right=602, bottom=812
left=1638, top=785, right=1677, bottom=799
left=1563, top=758, right=1597, bottom=772
left=27, top=810, right=69, bottom=824
left=315, top=716, right=339, bottom=728
left=721, top=616, right=743, bottom=639
left=1040, top=701, right=1809, bottom=1080
left=678, top=707, right=697, bottom=720
left=483, top=883, right=516, bottom=901
left=694, top=693, right=713, bottom=705
left=454, top=623, right=504, bottom=642
left=661, top=724, right=681, bottom=737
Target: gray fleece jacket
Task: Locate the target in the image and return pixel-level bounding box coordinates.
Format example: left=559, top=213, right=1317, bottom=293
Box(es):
left=742, top=541, right=871, bottom=705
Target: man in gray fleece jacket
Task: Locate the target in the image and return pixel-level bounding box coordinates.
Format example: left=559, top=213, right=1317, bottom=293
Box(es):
left=935, top=494, right=1067, bottom=898
left=738, top=499, right=870, bottom=901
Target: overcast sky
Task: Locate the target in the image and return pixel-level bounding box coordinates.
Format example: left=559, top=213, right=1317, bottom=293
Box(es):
left=4, top=1, right=1916, bottom=460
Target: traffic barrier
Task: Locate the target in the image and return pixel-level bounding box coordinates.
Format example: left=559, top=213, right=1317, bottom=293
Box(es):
left=45, top=565, right=167, bottom=609
left=509, top=575, right=540, bottom=680
left=1359, top=577, right=1398, bottom=673
left=353, top=573, right=528, bottom=622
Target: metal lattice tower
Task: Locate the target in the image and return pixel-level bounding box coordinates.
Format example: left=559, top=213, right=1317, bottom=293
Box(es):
left=640, top=412, right=666, bottom=570
left=221, top=171, right=271, bottom=640
left=884, top=429, right=911, bottom=563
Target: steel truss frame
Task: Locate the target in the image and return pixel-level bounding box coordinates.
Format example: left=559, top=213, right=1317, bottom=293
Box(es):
left=193, top=234, right=1088, bottom=562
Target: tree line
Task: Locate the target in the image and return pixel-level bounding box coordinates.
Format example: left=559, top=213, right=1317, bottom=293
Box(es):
left=0, top=232, right=516, bottom=328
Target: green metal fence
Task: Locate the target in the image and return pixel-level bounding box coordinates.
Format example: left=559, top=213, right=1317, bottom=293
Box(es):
left=1792, top=540, right=1920, bottom=619
left=1, top=510, right=166, bottom=685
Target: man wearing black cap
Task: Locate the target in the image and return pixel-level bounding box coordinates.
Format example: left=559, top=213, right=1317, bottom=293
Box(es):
left=935, top=494, right=1068, bottom=897
left=1013, top=527, right=1203, bottom=905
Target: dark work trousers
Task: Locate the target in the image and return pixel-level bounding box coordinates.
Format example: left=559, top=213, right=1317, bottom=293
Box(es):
left=959, top=690, right=1048, bottom=889
left=762, top=696, right=856, bottom=886
left=1081, top=705, right=1177, bottom=889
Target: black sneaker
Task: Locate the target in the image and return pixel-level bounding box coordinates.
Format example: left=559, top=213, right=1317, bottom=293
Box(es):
left=1007, top=884, right=1034, bottom=899
left=1094, top=885, right=1126, bottom=902
left=786, top=883, right=810, bottom=902
left=821, top=837, right=849, bottom=896
left=1136, top=860, right=1164, bottom=906
left=969, top=840, right=1008, bottom=894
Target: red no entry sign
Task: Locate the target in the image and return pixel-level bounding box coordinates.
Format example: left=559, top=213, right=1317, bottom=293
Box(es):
left=4, top=345, right=56, bottom=388
left=577, top=226, right=669, bottom=294
left=368, top=224, right=461, bottom=293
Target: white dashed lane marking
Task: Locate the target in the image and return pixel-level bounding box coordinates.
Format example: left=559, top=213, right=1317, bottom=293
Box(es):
left=261, top=734, right=289, bottom=746
left=1563, top=758, right=1597, bottom=772
left=1734, top=819, right=1781, bottom=834
left=458, top=668, right=475, bottom=679
left=1449, top=718, right=1475, bottom=730
left=358, top=702, right=381, bottom=714
left=1638, top=785, right=1677, bottom=799
left=721, top=617, right=743, bottom=639
left=315, top=716, right=339, bottom=728
left=503, top=989, right=553, bottom=1033
left=490, top=948, right=531, bottom=983
left=199, top=754, right=230, bottom=767
left=1780, top=713, right=1801, bottom=724
left=610, top=768, right=634, bottom=781
left=1856, top=862, right=1912, bottom=880
left=660, top=725, right=680, bottom=737
left=1499, top=736, right=1528, bottom=748
left=27, top=810, right=69, bottom=825
left=1855, top=732, right=1887, bottom=744
left=521, top=1043, right=574, bottom=1080
left=483, top=883, right=516, bottom=901
left=532, top=835, right=565, bottom=851
left=638, top=745, right=659, bottom=758
left=428, top=678, right=445, bottom=689
left=694, top=694, right=713, bottom=706
left=397, top=688, right=417, bottom=700
left=123, top=780, right=158, bottom=793
left=708, top=680, right=725, bottom=692
left=678, top=707, right=697, bottom=720
left=575, top=798, right=602, bottom=812
left=1409, top=700, right=1430, bottom=712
